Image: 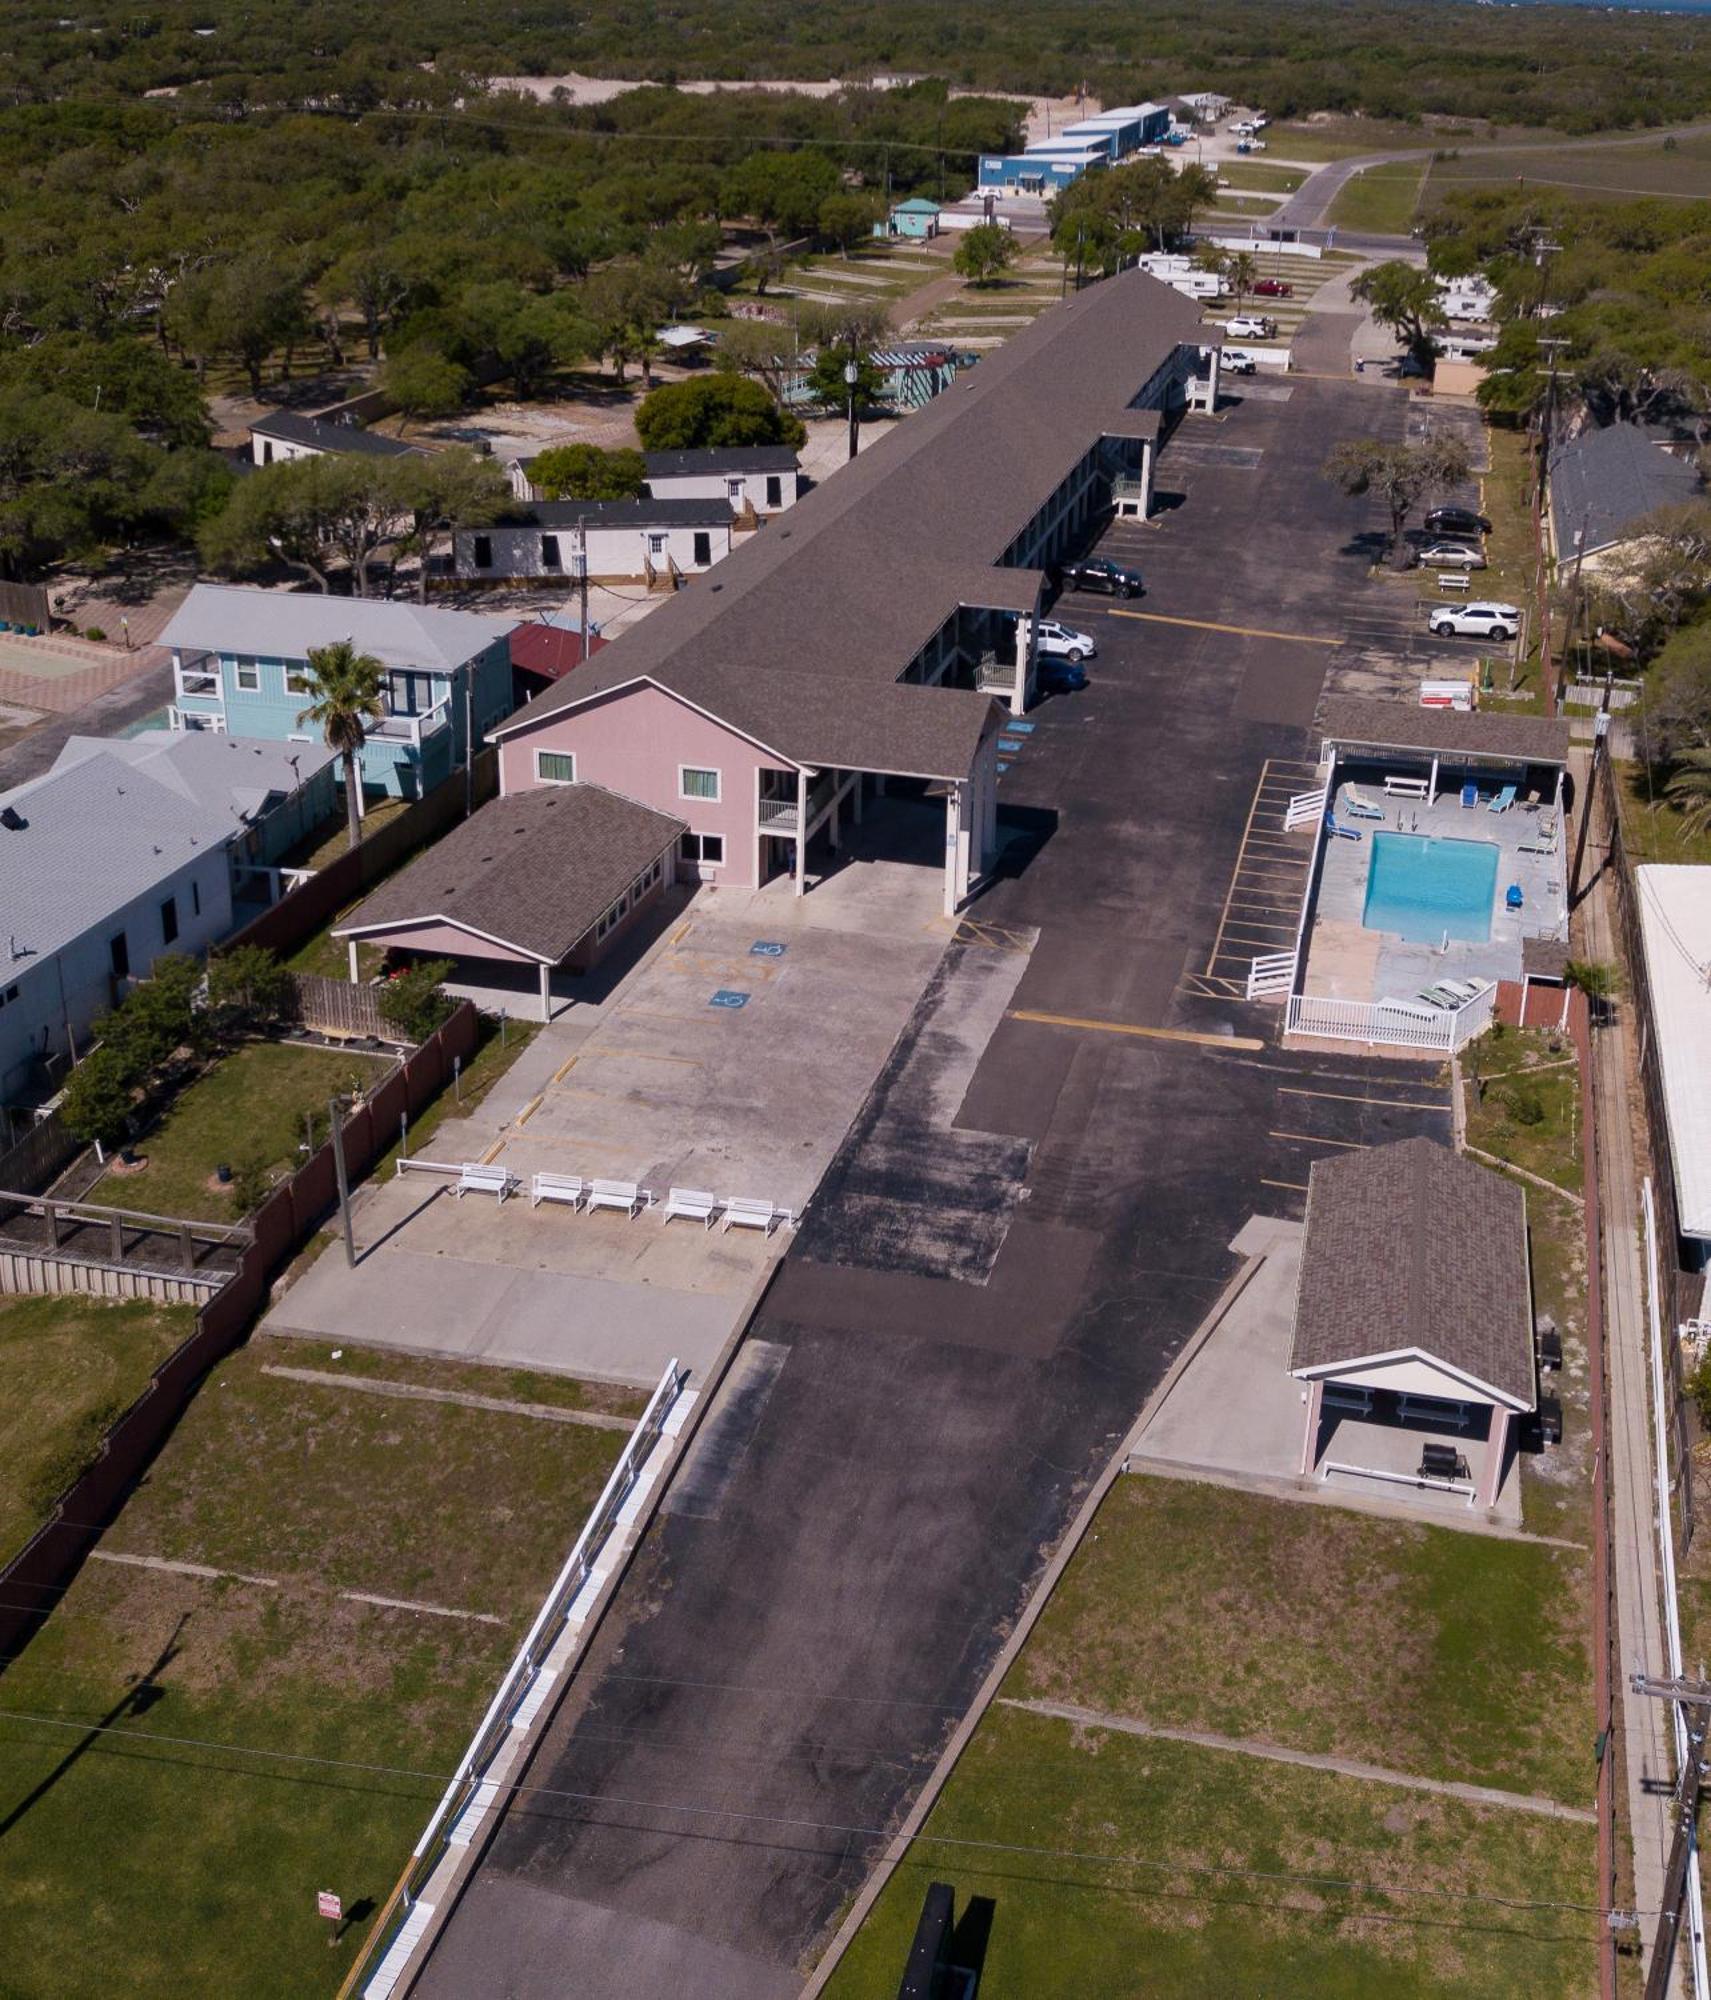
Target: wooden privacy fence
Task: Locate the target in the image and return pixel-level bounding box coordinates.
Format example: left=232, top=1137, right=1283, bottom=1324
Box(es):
left=221, top=748, right=497, bottom=962
left=289, top=972, right=391, bottom=1040
left=0, top=1108, right=78, bottom=1197
left=0, top=1001, right=480, bottom=1666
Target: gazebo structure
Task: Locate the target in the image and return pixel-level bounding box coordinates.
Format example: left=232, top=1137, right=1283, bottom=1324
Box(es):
left=1289, top=1137, right=1538, bottom=1511
left=333, top=784, right=685, bottom=1021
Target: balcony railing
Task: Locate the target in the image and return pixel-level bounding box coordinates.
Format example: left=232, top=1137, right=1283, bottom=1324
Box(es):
left=175, top=669, right=220, bottom=699
left=758, top=775, right=836, bottom=833
left=369, top=699, right=451, bottom=748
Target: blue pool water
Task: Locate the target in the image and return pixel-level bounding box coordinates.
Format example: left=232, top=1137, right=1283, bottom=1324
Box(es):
left=1362, top=833, right=1499, bottom=944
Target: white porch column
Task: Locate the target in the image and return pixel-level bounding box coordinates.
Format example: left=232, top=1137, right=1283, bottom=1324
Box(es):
left=1553, top=766, right=1565, bottom=814
left=1479, top=1407, right=1513, bottom=1510
left=795, top=766, right=807, bottom=896
left=1012, top=613, right=1033, bottom=719
left=347, top=939, right=360, bottom=984
left=538, top=962, right=552, bottom=1023
left=1428, top=754, right=1439, bottom=806
left=944, top=780, right=973, bottom=917
left=1297, top=1379, right=1324, bottom=1478
left=1138, top=437, right=1155, bottom=519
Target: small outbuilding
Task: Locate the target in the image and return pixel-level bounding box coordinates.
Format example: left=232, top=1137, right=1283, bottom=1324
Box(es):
left=332, top=783, right=686, bottom=1020
left=1290, top=1137, right=1537, bottom=1511
left=877, top=197, right=942, bottom=241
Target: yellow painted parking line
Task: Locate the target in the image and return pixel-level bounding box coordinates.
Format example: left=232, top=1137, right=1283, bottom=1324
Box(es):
left=480, top=1138, right=507, bottom=1164
left=1110, top=609, right=1340, bottom=647
left=514, top=1093, right=545, bottom=1129
left=1260, top=1177, right=1311, bottom=1193
left=571, top=1046, right=703, bottom=1067
left=1008, top=1010, right=1264, bottom=1052
left=551, top=1054, right=579, bottom=1084
left=1269, top=1129, right=1369, bottom=1150
left=1279, top=1085, right=1449, bottom=1112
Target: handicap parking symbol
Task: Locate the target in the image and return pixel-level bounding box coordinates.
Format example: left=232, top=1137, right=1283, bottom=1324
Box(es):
left=749, top=940, right=787, bottom=958
left=709, top=989, right=750, bottom=1010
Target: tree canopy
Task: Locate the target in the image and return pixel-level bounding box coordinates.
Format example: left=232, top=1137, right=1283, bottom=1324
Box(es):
left=635, top=375, right=806, bottom=452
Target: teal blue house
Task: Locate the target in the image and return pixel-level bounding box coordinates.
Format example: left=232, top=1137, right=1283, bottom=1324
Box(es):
left=159, top=586, right=517, bottom=801
left=876, top=197, right=942, bottom=241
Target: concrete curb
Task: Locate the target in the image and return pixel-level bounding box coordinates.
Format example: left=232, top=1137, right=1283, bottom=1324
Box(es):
left=389, top=1255, right=780, bottom=1999
left=796, top=1245, right=1268, bottom=1999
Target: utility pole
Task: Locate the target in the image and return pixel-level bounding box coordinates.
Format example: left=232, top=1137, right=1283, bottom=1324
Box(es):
left=328, top=1094, right=356, bottom=1269
left=1631, top=1672, right=1711, bottom=2000
left=844, top=352, right=860, bottom=462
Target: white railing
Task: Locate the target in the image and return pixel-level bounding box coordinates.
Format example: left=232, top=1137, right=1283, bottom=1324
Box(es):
left=370, top=699, right=451, bottom=747
left=175, top=669, right=220, bottom=699
left=1283, top=787, right=1327, bottom=830
left=758, top=797, right=800, bottom=829
left=1285, top=980, right=1496, bottom=1052
left=1246, top=951, right=1297, bottom=1000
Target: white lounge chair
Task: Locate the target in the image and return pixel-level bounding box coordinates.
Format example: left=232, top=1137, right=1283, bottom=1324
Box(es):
left=1342, top=785, right=1384, bottom=820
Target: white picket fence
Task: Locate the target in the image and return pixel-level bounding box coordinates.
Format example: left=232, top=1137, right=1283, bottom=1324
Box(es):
left=1285, top=981, right=1496, bottom=1053
left=1283, top=787, right=1327, bottom=830
left=1246, top=951, right=1297, bottom=1000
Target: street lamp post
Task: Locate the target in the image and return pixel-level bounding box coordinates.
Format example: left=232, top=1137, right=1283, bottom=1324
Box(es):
left=844, top=357, right=859, bottom=462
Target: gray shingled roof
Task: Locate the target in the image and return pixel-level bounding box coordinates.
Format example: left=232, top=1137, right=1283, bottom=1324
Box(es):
left=1289, top=1138, right=1536, bottom=1408
left=249, top=410, right=422, bottom=459
left=643, top=447, right=800, bottom=478
left=333, top=784, right=686, bottom=963
left=514, top=499, right=733, bottom=529
left=1549, top=421, right=1700, bottom=559
left=495, top=269, right=1206, bottom=772
left=1320, top=696, right=1571, bottom=766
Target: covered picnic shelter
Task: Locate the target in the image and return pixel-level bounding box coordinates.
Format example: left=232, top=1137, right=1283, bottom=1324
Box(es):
left=332, top=784, right=686, bottom=1020
left=1290, top=1137, right=1538, bottom=1511
left=1318, top=697, right=1572, bottom=815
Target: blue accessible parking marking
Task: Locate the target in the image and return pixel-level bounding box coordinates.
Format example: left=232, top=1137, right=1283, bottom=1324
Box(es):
left=996, top=761, right=1012, bottom=775
left=709, top=989, right=750, bottom=1010
left=998, top=737, right=1024, bottom=754
left=749, top=940, right=787, bottom=958
left=1004, top=720, right=1036, bottom=734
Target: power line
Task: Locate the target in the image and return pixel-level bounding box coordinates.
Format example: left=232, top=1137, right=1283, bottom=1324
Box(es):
left=0, top=1705, right=1621, bottom=1929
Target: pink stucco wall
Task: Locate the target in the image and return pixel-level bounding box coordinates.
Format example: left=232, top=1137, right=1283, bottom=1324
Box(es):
left=362, top=920, right=538, bottom=964
left=500, top=681, right=793, bottom=890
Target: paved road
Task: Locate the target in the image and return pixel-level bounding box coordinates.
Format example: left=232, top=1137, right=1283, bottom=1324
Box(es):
left=415, top=325, right=1458, bottom=2000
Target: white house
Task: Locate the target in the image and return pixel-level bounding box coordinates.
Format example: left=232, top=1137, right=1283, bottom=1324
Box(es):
left=248, top=410, right=423, bottom=468
left=508, top=446, right=805, bottom=520
left=453, top=501, right=735, bottom=585
left=0, top=733, right=336, bottom=1103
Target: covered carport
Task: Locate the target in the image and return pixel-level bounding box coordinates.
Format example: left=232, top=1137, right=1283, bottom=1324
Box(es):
left=1291, top=1136, right=1538, bottom=1513
left=333, top=784, right=686, bottom=1021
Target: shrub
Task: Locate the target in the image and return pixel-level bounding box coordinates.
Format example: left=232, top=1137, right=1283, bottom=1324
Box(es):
left=379, top=959, right=455, bottom=1043
left=60, top=1045, right=138, bottom=1150
left=84, top=625, right=106, bottom=642
left=225, top=1154, right=275, bottom=1217
left=207, top=945, right=292, bottom=1039
left=1501, top=1085, right=1545, bottom=1127
left=1689, top=1350, right=1711, bottom=1430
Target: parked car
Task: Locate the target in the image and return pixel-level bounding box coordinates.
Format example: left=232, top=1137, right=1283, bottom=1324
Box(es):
left=1038, top=659, right=1088, bottom=695
left=1221, top=349, right=1258, bottom=374
left=1428, top=601, right=1519, bottom=640
left=1035, top=619, right=1097, bottom=663
left=1252, top=277, right=1293, bottom=297
left=1424, top=504, right=1493, bottom=538
left=1059, top=555, right=1144, bottom=598
left=1240, top=138, right=1268, bottom=152
left=1413, top=538, right=1488, bottom=571
left=1224, top=314, right=1275, bottom=339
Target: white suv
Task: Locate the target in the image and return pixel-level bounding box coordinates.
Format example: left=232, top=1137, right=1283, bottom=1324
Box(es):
left=1428, top=601, right=1520, bottom=641
left=1224, top=314, right=1274, bottom=339
left=1036, top=619, right=1097, bottom=663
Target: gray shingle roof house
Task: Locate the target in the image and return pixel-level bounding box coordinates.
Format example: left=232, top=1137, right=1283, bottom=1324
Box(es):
left=1289, top=1138, right=1537, bottom=1510
left=1319, top=697, right=1572, bottom=771
left=1547, top=421, right=1701, bottom=568
left=249, top=410, right=423, bottom=463
left=332, top=784, right=686, bottom=1018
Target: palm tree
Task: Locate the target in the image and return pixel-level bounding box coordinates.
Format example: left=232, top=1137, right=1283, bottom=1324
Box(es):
left=1664, top=748, right=1711, bottom=840
left=297, top=639, right=386, bottom=851
left=1226, top=250, right=1257, bottom=309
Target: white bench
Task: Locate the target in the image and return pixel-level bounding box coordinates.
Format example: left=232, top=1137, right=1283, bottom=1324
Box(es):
left=1382, top=775, right=1429, bottom=800
left=1435, top=571, right=1470, bottom=593
left=722, top=1198, right=795, bottom=1236
left=529, top=1173, right=585, bottom=1210
left=586, top=1179, right=651, bottom=1218
left=455, top=1163, right=516, bottom=1202
left=662, top=1187, right=720, bottom=1229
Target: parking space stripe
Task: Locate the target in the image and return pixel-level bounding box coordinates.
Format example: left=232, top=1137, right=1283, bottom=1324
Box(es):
left=1269, top=1130, right=1370, bottom=1149
left=1278, top=1085, right=1450, bottom=1112
left=1110, top=609, right=1339, bottom=646
left=1008, top=1010, right=1265, bottom=1052
left=1260, top=1177, right=1311, bottom=1193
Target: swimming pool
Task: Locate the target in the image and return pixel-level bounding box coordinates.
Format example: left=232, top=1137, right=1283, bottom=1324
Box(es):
left=1362, top=833, right=1499, bottom=944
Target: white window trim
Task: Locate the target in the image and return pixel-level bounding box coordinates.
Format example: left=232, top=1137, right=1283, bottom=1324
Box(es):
left=678, top=764, right=721, bottom=803
left=535, top=748, right=577, bottom=786
left=284, top=664, right=313, bottom=697
left=233, top=661, right=261, bottom=693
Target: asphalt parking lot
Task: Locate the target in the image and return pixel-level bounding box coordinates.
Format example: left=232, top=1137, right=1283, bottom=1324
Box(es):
left=418, top=355, right=1461, bottom=1997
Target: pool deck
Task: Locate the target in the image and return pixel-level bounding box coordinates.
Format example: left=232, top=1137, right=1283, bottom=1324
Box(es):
left=1304, top=778, right=1566, bottom=1005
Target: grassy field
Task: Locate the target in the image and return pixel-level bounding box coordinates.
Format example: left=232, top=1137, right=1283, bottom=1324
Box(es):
left=1424, top=135, right=1711, bottom=204
left=367, top=1011, right=541, bottom=1183
left=263, top=1333, right=648, bottom=1418
left=1215, top=160, right=1308, bottom=193
left=0, top=1295, right=192, bottom=1564
left=1618, top=759, right=1711, bottom=868
left=276, top=794, right=411, bottom=873
left=1265, top=118, right=1440, bottom=162
left=1327, top=160, right=1428, bottom=233
left=0, top=1343, right=629, bottom=1998
left=1009, top=1478, right=1594, bottom=1807
left=93, top=1040, right=391, bottom=1221
left=1465, top=1026, right=1583, bottom=1198
left=822, top=1706, right=1598, bottom=2000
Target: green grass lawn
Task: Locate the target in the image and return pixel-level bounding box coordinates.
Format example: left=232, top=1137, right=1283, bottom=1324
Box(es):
left=0, top=1343, right=629, bottom=1998
left=1465, top=1027, right=1583, bottom=1197
left=1618, top=759, right=1711, bottom=867
left=0, top=1295, right=192, bottom=1564
left=369, top=1011, right=540, bottom=1184
left=1010, top=1479, right=1594, bottom=1807
left=822, top=1707, right=1598, bottom=2000
left=93, top=1041, right=393, bottom=1221
left=1214, top=161, right=1307, bottom=192
left=1327, top=160, right=1428, bottom=233
left=274, top=794, right=411, bottom=874
left=1425, top=135, right=1711, bottom=203
left=262, top=1334, right=649, bottom=1419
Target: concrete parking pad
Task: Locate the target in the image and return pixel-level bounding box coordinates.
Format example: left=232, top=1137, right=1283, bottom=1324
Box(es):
left=265, top=842, right=952, bottom=1384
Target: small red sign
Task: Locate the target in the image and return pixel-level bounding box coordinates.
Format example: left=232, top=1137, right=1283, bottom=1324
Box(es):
left=317, top=1892, right=342, bottom=1923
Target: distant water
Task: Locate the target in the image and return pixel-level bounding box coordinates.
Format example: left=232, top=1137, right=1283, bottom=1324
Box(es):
left=1485, top=0, right=1711, bottom=10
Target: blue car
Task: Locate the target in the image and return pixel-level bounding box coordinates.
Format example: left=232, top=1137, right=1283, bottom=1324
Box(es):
left=1038, top=660, right=1087, bottom=695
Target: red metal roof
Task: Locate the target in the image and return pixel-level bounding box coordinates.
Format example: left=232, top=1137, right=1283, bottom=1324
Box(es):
left=509, top=623, right=610, bottom=683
